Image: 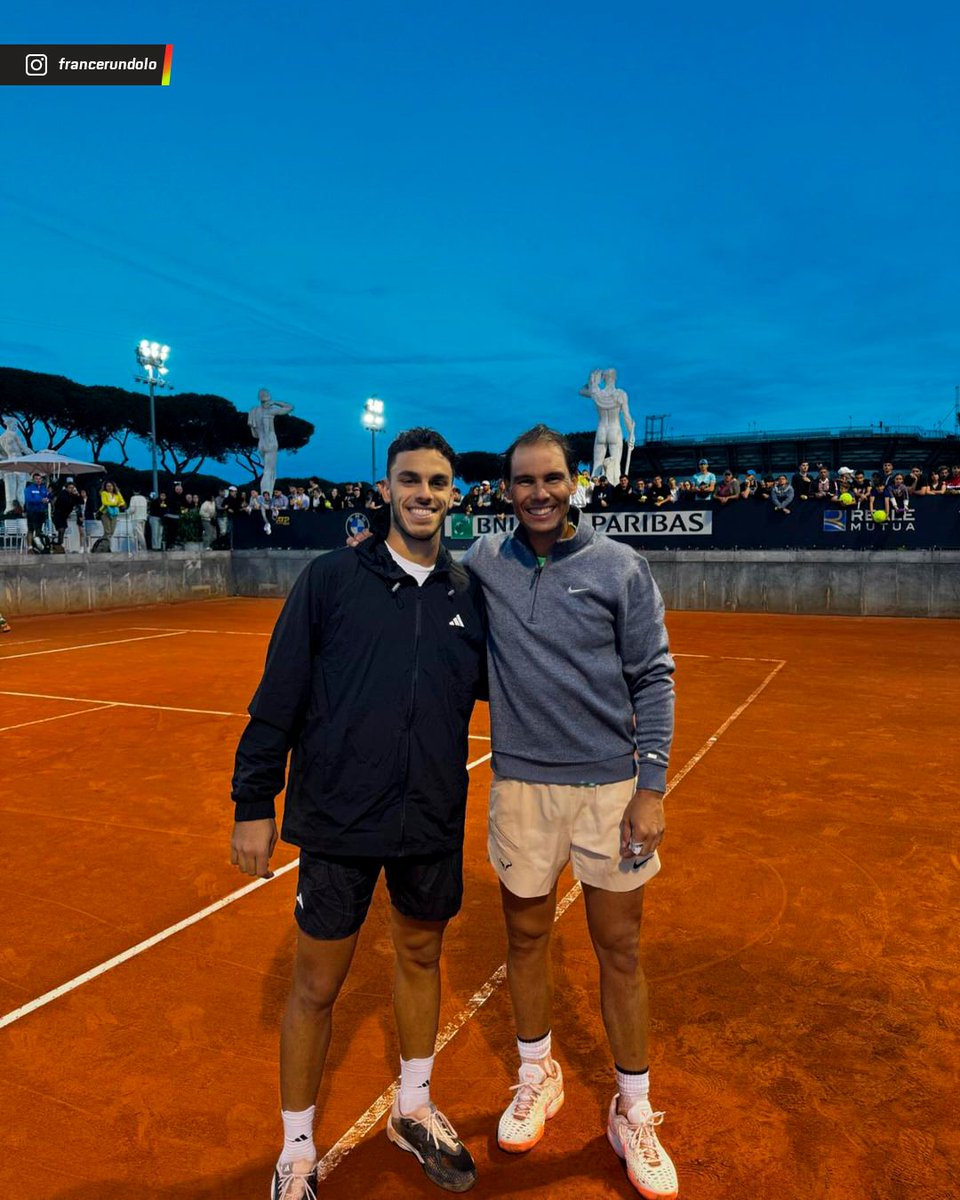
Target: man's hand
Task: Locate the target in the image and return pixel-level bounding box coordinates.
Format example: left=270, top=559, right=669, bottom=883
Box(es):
left=346, top=528, right=374, bottom=548
left=231, top=818, right=278, bottom=878
left=619, top=789, right=666, bottom=860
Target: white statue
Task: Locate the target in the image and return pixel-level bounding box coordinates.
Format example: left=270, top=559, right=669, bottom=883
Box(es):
left=247, top=387, right=293, bottom=498
left=0, top=417, right=31, bottom=509
left=580, top=368, right=636, bottom=480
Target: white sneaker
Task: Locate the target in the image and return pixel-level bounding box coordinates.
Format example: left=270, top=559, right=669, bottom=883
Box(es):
left=497, top=1060, right=564, bottom=1152
left=607, top=1095, right=678, bottom=1199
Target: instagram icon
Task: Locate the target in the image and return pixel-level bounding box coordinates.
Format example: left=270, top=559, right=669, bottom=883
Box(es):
left=24, top=53, right=48, bottom=75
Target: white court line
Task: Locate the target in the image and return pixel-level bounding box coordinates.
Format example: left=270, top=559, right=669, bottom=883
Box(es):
left=0, top=703, right=116, bottom=733
left=0, top=631, right=188, bottom=662
left=0, top=703, right=479, bottom=735
left=129, top=626, right=270, bottom=637
left=665, top=660, right=786, bottom=793
left=0, top=752, right=497, bottom=1031
left=0, top=661, right=786, bottom=1173
left=673, top=652, right=783, bottom=663
left=316, top=659, right=788, bottom=1182
left=0, top=689, right=245, bottom=718
left=316, top=857, right=586, bottom=1182
left=0, top=861, right=300, bottom=1031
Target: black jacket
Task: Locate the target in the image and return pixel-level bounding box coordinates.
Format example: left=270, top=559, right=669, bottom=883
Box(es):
left=52, top=489, right=83, bottom=525
left=231, top=540, right=487, bottom=856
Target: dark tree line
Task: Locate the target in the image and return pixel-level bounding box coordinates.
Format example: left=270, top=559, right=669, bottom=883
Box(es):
left=1, top=365, right=602, bottom=489
left=456, top=433, right=595, bottom=486
left=0, top=366, right=315, bottom=480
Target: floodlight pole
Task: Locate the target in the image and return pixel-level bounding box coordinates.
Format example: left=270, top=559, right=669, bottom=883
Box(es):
left=135, top=341, right=171, bottom=497
left=362, top=396, right=385, bottom=485
left=148, top=378, right=159, bottom=496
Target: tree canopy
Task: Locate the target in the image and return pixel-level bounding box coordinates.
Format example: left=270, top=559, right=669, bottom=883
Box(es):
left=456, top=450, right=503, bottom=484
left=0, top=366, right=315, bottom=478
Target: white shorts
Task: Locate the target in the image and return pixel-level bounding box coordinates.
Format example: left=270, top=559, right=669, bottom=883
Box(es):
left=487, top=774, right=661, bottom=899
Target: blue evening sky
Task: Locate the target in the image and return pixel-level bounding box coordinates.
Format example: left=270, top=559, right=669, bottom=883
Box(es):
left=3, top=1, right=959, bottom=481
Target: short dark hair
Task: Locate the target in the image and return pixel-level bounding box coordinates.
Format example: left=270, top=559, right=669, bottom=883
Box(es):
left=385, top=427, right=457, bottom=477
left=502, top=423, right=577, bottom=482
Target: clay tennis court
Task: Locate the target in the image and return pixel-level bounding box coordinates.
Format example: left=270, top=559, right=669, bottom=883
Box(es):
left=1, top=598, right=956, bottom=1199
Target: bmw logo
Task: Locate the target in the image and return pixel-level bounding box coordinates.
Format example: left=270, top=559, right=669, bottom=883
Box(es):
left=345, top=512, right=370, bottom=538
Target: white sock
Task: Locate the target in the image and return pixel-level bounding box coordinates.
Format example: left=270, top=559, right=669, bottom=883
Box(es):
left=518, top=1030, right=552, bottom=1064
left=280, top=1105, right=316, bottom=1165
left=616, top=1065, right=651, bottom=1115
left=399, top=1054, right=434, bottom=1115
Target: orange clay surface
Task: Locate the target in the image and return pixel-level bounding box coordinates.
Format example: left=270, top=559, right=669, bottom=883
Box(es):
left=0, top=598, right=957, bottom=1199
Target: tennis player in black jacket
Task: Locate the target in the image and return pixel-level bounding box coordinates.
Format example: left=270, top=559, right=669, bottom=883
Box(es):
left=232, top=428, right=486, bottom=1198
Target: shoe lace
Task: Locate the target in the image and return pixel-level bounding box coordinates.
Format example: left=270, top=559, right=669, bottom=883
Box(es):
left=508, top=1077, right=544, bottom=1120
left=413, top=1106, right=461, bottom=1153
left=276, top=1163, right=317, bottom=1200
left=623, top=1110, right=666, bottom=1168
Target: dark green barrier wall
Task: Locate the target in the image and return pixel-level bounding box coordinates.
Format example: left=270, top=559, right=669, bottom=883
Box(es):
left=231, top=497, right=960, bottom=553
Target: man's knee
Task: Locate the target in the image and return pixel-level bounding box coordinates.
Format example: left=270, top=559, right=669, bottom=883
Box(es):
left=585, top=889, right=645, bottom=975
left=292, top=960, right=346, bottom=1013
left=596, top=933, right=642, bottom=978
left=290, top=933, right=357, bottom=1013
left=502, top=893, right=555, bottom=956
left=392, top=919, right=445, bottom=973
left=507, top=916, right=552, bottom=957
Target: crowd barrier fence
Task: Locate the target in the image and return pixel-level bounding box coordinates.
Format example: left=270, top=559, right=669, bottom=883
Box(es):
left=230, top=496, right=960, bottom=553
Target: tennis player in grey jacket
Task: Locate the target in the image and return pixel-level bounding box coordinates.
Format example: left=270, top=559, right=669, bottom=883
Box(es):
left=464, top=423, right=679, bottom=1200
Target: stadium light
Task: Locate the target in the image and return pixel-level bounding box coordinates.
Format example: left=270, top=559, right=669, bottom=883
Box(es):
left=135, top=339, right=173, bottom=496
left=361, top=395, right=386, bottom=483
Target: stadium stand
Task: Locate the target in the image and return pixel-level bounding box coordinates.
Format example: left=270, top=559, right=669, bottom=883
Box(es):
left=564, top=424, right=960, bottom=482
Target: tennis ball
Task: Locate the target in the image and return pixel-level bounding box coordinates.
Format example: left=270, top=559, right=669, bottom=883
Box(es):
left=839, top=491, right=854, bottom=505
left=872, top=509, right=887, bottom=523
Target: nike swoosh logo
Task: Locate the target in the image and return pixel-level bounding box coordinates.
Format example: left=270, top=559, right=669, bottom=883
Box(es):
left=567, top=587, right=589, bottom=594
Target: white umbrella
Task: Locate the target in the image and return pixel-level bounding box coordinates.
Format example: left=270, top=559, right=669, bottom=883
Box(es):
left=0, top=451, right=106, bottom=549
left=0, top=449, right=106, bottom=479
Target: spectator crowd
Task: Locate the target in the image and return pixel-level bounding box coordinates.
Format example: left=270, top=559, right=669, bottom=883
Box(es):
left=545, top=457, right=960, bottom=518
left=4, top=458, right=959, bottom=554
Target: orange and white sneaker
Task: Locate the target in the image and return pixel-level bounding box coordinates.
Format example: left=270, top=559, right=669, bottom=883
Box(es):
left=497, top=1060, right=565, bottom=1152
left=607, top=1095, right=678, bottom=1199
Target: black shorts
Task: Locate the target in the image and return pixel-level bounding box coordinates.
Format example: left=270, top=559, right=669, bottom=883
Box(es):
left=294, top=848, right=464, bottom=941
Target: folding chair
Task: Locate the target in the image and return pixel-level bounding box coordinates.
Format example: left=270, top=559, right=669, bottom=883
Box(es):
left=0, top=518, right=28, bottom=552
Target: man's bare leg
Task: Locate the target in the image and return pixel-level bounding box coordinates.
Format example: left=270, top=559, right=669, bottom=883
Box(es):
left=389, top=909, right=447, bottom=1059
left=387, top=909, right=477, bottom=1190
left=496, top=882, right=566, bottom=1152
left=280, top=928, right=360, bottom=1110
left=582, top=882, right=648, bottom=1075
left=585, top=883, right=677, bottom=1197
left=499, top=882, right=558, bottom=1039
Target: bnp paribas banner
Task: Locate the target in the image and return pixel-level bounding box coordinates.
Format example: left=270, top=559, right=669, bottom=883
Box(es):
left=446, top=510, right=713, bottom=539
left=229, top=497, right=957, bottom=552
